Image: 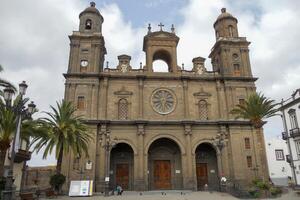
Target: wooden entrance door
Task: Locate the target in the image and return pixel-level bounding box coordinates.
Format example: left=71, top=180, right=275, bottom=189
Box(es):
left=196, top=163, right=208, bottom=190
left=116, top=164, right=129, bottom=190
left=154, top=160, right=171, bottom=189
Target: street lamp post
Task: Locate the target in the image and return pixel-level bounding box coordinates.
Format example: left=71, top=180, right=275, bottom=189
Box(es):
left=2, top=81, right=36, bottom=200
left=100, top=130, right=117, bottom=197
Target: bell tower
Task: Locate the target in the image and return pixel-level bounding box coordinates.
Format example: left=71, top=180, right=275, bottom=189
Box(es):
left=143, top=24, right=180, bottom=73
left=67, top=2, right=106, bottom=74
left=209, top=8, right=252, bottom=77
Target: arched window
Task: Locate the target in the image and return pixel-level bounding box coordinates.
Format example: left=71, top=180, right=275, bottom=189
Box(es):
left=152, top=50, right=171, bottom=72
left=118, top=98, right=128, bottom=120
left=85, top=19, right=92, bottom=30
left=228, top=25, right=234, bottom=37
left=288, top=109, right=298, bottom=129
left=199, top=100, right=208, bottom=120
left=234, top=64, right=241, bottom=76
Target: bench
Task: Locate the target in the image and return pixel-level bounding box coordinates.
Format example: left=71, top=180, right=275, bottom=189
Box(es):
left=19, top=192, right=37, bottom=200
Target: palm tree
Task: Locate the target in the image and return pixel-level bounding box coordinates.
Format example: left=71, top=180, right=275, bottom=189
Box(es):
left=230, top=92, right=278, bottom=128
left=0, top=65, right=16, bottom=92
left=32, top=100, right=92, bottom=174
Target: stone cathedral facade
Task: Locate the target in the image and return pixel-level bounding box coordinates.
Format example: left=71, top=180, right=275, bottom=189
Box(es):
left=62, top=3, right=269, bottom=192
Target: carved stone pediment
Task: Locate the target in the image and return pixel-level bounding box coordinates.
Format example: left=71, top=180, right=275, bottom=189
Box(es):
left=116, top=54, right=132, bottom=72
left=193, top=88, right=211, bottom=98
left=114, top=86, right=133, bottom=96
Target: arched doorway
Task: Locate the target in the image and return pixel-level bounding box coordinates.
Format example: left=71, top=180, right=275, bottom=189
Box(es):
left=195, top=143, right=219, bottom=190
left=148, top=138, right=183, bottom=190
left=110, top=143, right=134, bottom=190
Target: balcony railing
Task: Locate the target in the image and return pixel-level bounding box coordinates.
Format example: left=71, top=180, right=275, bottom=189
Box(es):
left=290, top=128, right=300, bottom=138
left=282, top=132, right=288, bottom=140
left=14, top=149, right=32, bottom=163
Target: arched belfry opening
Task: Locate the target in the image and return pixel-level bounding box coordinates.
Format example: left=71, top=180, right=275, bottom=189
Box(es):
left=147, top=138, right=183, bottom=190
left=152, top=50, right=172, bottom=72
left=110, top=143, right=134, bottom=190
left=143, top=24, right=180, bottom=73
left=195, top=143, right=219, bottom=191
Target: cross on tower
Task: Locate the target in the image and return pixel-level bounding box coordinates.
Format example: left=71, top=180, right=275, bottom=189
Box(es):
left=158, top=22, right=164, bottom=31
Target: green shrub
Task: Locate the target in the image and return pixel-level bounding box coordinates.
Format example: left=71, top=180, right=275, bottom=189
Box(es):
left=269, top=187, right=282, bottom=196
left=248, top=187, right=260, bottom=198
left=254, top=180, right=270, bottom=190
left=50, top=174, right=66, bottom=192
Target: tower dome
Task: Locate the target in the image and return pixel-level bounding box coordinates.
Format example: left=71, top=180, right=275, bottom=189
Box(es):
left=213, top=8, right=239, bottom=39
left=79, top=2, right=103, bottom=33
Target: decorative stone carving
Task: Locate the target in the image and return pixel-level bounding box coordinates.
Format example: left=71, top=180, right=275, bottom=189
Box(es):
left=114, top=86, right=133, bottom=96
left=192, top=56, right=207, bottom=75
left=151, top=89, right=176, bottom=115
left=117, top=54, right=132, bottom=72
left=193, top=88, right=211, bottom=99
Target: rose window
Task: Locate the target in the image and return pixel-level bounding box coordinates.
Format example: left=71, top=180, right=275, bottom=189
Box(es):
left=151, top=89, right=176, bottom=114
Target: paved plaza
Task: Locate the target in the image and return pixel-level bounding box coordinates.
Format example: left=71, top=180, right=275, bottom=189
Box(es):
left=40, top=190, right=299, bottom=200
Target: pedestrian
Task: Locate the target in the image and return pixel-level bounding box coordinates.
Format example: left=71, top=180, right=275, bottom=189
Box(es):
left=116, top=184, right=123, bottom=195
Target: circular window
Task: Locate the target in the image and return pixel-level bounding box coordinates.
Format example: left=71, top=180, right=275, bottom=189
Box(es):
left=151, top=89, right=176, bottom=115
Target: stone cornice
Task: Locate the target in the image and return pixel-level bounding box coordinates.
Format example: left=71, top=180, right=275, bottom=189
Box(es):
left=84, top=119, right=252, bottom=126
left=63, top=72, right=258, bottom=82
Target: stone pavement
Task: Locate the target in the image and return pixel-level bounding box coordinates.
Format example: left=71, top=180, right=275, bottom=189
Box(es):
left=40, top=190, right=300, bottom=200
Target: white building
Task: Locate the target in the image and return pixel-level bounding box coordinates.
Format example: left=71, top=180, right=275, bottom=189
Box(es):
left=265, top=137, right=292, bottom=186
left=280, top=88, right=300, bottom=186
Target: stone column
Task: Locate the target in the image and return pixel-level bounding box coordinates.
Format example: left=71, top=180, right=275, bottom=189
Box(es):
left=183, top=124, right=194, bottom=190
left=95, top=124, right=107, bottom=192
left=135, top=124, right=145, bottom=190
left=182, top=79, right=189, bottom=119
left=138, top=78, right=144, bottom=119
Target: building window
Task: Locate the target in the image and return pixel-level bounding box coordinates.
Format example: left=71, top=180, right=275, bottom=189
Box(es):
left=77, top=96, right=85, bottom=110
left=233, top=64, right=241, bottom=76
left=85, top=19, right=92, bottom=30
left=275, top=149, right=285, bottom=161
left=244, top=138, right=250, bottom=149
left=288, top=109, right=298, bottom=129
left=228, top=25, right=234, bottom=37
left=296, top=140, right=300, bottom=158
left=246, top=156, right=252, bottom=168
left=118, top=98, right=128, bottom=120
left=199, top=100, right=208, bottom=120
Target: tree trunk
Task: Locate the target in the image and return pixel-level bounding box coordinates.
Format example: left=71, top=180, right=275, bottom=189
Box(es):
left=56, top=145, right=64, bottom=174
left=0, top=150, right=7, bottom=177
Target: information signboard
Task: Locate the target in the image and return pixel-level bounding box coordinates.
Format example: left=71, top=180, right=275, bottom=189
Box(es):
left=69, top=180, right=93, bottom=196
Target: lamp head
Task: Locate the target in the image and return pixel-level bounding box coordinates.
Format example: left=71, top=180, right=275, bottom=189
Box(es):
left=3, top=87, right=15, bottom=101
left=19, top=81, right=28, bottom=95
left=27, top=101, right=36, bottom=114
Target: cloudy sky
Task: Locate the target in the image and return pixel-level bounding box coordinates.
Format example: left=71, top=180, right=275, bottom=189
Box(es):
left=1, top=0, right=299, bottom=166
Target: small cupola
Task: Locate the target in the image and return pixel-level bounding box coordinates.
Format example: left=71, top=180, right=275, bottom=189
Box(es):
left=214, top=8, right=238, bottom=39
left=79, top=2, right=104, bottom=33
